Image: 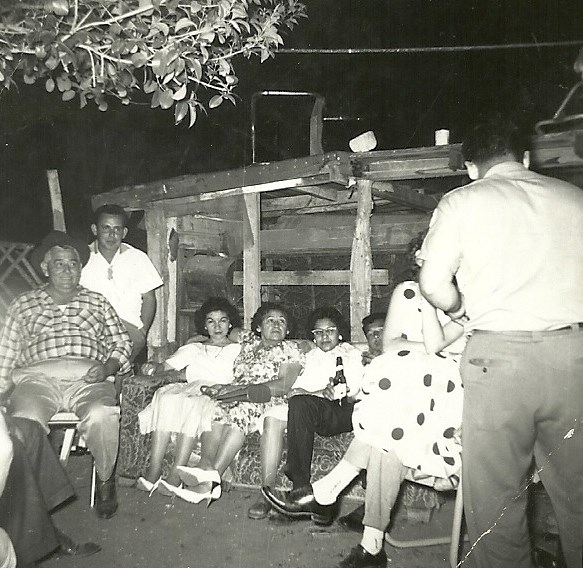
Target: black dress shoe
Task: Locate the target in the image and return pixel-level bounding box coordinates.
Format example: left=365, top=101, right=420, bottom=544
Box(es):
left=261, top=485, right=337, bottom=526
left=338, top=545, right=387, bottom=568
left=55, top=529, right=102, bottom=558
left=95, top=474, right=118, bottom=519
left=338, top=504, right=365, bottom=533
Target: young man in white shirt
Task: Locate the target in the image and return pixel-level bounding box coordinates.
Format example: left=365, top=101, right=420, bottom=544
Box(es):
left=80, top=204, right=163, bottom=363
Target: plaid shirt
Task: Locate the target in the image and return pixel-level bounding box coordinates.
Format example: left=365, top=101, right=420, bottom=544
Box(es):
left=0, top=285, right=132, bottom=390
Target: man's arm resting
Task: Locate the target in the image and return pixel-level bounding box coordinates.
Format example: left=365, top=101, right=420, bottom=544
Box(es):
left=140, top=290, right=157, bottom=334
left=419, top=259, right=462, bottom=314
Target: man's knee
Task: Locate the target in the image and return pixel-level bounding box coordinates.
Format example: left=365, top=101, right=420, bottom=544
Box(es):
left=77, top=404, right=120, bottom=432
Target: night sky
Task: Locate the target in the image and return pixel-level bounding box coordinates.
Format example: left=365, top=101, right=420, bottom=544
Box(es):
left=1, top=0, right=582, bottom=243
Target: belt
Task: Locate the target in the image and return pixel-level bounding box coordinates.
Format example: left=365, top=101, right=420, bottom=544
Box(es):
left=474, top=322, right=583, bottom=336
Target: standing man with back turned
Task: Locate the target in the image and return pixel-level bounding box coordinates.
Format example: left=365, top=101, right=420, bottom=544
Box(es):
left=419, top=115, right=583, bottom=568
left=80, top=204, right=163, bottom=363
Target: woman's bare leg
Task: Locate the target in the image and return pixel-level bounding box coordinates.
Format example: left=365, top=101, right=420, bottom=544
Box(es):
left=261, top=417, right=286, bottom=487
left=146, top=430, right=172, bottom=483
left=167, top=433, right=198, bottom=487
left=212, top=426, right=245, bottom=477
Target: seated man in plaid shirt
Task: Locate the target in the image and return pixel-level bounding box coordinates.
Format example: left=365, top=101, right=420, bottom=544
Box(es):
left=0, top=231, right=132, bottom=520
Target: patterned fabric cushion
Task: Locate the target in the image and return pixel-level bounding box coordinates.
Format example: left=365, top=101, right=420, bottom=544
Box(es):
left=118, top=374, right=444, bottom=510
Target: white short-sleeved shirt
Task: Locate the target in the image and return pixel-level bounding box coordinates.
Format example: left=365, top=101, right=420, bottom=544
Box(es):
left=292, top=342, right=364, bottom=397
left=80, top=242, right=163, bottom=328
left=165, top=342, right=241, bottom=385
left=420, top=162, right=583, bottom=331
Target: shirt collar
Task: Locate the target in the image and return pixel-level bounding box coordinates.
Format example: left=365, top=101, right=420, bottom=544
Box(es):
left=483, top=161, right=528, bottom=178
left=90, top=241, right=130, bottom=257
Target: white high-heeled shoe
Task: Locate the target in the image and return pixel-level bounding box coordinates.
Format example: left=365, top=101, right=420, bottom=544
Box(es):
left=136, top=477, right=159, bottom=497
left=171, top=482, right=221, bottom=506
left=176, top=466, right=221, bottom=486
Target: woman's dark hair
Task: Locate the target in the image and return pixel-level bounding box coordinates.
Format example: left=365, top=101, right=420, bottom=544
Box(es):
left=251, top=302, right=292, bottom=337
left=195, top=297, right=241, bottom=336
left=402, top=228, right=428, bottom=282
left=306, top=306, right=350, bottom=342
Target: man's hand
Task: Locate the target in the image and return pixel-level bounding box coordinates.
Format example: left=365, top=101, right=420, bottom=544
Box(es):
left=0, top=380, right=14, bottom=407
left=322, top=378, right=335, bottom=401
left=361, top=350, right=378, bottom=366
left=141, top=362, right=161, bottom=376
left=82, top=363, right=108, bottom=384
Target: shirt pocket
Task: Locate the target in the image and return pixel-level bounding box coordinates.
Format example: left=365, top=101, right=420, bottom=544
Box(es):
left=27, top=311, right=55, bottom=336
left=70, top=308, right=102, bottom=334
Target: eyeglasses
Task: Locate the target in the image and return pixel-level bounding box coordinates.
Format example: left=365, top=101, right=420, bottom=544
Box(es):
left=100, top=225, right=124, bottom=235
left=312, top=327, right=338, bottom=338
left=365, top=328, right=383, bottom=338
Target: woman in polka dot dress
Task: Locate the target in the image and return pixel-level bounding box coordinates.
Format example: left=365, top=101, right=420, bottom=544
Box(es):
left=262, top=233, right=467, bottom=567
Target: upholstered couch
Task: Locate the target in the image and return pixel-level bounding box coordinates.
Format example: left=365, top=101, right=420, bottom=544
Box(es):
left=118, top=373, right=445, bottom=518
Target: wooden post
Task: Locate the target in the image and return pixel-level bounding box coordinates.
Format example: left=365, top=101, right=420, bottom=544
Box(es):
left=350, top=179, right=373, bottom=343
left=144, top=206, right=170, bottom=361
left=46, top=170, right=66, bottom=231
left=243, top=193, right=261, bottom=328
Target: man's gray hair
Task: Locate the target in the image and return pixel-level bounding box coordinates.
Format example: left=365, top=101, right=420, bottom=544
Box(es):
left=40, top=245, right=81, bottom=270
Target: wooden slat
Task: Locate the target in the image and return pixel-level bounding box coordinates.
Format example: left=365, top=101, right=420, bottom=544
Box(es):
left=350, top=180, right=373, bottom=343
left=233, top=269, right=389, bottom=286
left=47, top=170, right=67, bottom=231
left=243, top=194, right=260, bottom=328
left=296, top=184, right=338, bottom=201
left=371, top=181, right=440, bottom=211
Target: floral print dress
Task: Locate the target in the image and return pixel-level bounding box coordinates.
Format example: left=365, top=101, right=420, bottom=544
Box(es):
left=215, top=330, right=305, bottom=435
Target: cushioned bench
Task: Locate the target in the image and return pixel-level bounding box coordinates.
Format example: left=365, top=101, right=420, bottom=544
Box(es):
left=118, top=373, right=445, bottom=519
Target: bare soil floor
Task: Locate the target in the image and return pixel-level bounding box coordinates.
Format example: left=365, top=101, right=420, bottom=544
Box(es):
left=42, top=454, right=476, bottom=568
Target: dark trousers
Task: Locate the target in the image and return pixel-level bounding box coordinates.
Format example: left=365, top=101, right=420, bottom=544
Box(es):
left=461, top=329, right=583, bottom=568
left=285, top=395, right=354, bottom=489
left=0, top=416, right=75, bottom=565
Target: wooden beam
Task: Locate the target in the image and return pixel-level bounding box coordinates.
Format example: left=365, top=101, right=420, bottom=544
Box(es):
left=47, top=170, right=66, bottom=231
left=144, top=207, right=169, bottom=360
left=350, top=180, right=373, bottom=343
left=296, top=184, right=338, bottom=201
left=92, top=151, right=351, bottom=209
left=260, top=216, right=430, bottom=253
left=309, top=95, right=325, bottom=156
left=243, top=194, right=260, bottom=328
left=233, top=269, right=389, bottom=286
left=371, top=181, right=440, bottom=211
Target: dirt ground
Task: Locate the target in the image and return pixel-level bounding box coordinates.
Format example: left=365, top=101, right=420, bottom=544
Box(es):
left=42, top=454, right=474, bottom=568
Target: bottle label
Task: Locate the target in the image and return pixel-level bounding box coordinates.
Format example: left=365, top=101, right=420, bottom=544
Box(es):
left=333, top=383, right=347, bottom=400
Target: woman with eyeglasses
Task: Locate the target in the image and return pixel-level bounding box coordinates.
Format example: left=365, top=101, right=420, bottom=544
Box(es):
left=178, top=303, right=305, bottom=515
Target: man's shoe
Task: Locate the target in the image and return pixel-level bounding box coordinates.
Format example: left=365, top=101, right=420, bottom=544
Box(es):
left=95, top=474, right=118, bottom=519
left=261, top=485, right=337, bottom=526
left=55, top=529, right=101, bottom=558
left=338, top=504, right=365, bottom=533
left=247, top=497, right=272, bottom=520
left=338, top=545, right=387, bottom=568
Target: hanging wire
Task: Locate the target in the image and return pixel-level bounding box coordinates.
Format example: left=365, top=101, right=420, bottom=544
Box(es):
left=278, top=39, right=583, bottom=55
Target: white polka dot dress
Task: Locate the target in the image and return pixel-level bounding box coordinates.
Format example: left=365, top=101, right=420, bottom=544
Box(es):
left=352, top=281, right=464, bottom=482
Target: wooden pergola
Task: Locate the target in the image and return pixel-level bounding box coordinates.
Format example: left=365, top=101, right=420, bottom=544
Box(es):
left=92, top=130, right=583, bottom=359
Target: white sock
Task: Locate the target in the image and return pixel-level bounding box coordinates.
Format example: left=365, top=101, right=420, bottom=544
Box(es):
left=312, top=459, right=361, bottom=505
left=360, top=526, right=384, bottom=556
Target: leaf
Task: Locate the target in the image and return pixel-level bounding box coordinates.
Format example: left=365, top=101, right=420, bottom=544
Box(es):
left=188, top=102, right=197, bottom=127
left=209, top=94, right=223, bottom=109
left=131, top=53, right=148, bottom=68
left=44, top=0, right=69, bottom=16
left=62, top=89, right=75, bottom=101
left=151, top=51, right=167, bottom=77
left=23, top=74, right=36, bottom=85
left=172, top=83, right=187, bottom=100
left=175, top=18, right=195, bottom=33
left=174, top=101, right=188, bottom=124
left=45, top=56, right=59, bottom=71
left=190, top=58, right=202, bottom=80
left=98, top=100, right=108, bottom=112
left=143, top=80, right=157, bottom=94
left=190, top=1, right=202, bottom=13
left=159, top=89, right=174, bottom=109
left=45, top=77, right=55, bottom=92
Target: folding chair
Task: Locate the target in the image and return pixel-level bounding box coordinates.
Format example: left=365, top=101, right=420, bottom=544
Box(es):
left=385, top=473, right=466, bottom=568
left=48, top=411, right=97, bottom=507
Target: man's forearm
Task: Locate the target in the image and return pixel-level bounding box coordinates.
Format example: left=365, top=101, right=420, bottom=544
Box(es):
left=140, top=291, right=157, bottom=332
left=103, top=357, right=121, bottom=377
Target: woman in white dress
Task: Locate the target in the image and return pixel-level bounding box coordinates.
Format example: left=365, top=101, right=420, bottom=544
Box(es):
left=136, top=297, right=242, bottom=497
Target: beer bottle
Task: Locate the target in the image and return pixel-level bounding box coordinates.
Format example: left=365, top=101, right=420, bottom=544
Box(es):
left=332, top=356, right=347, bottom=404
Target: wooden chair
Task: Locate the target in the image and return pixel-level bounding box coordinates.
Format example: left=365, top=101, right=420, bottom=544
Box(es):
left=385, top=473, right=465, bottom=568
left=48, top=411, right=96, bottom=507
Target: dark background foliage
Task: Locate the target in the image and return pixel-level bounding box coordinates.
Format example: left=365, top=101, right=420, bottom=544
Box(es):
left=1, top=0, right=582, bottom=243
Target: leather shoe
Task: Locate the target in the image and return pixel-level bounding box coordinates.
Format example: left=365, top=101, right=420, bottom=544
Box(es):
left=338, top=545, right=387, bottom=568
left=248, top=497, right=272, bottom=520
left=338, top=504, right=365, bottom=533
left=95, top=474, right=118, bottom=519
left=261, top=485, right=337, bottom=526
left=55, top=529, right=101, bottom=558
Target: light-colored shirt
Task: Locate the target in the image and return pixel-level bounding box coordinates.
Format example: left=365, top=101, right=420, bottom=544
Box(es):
left=166, top=342, right=241, bottom=385
left=292, top=342, right=364, bottom=397
left=80, top=242, right=163, bottom=328
left=420, top=162, right=583, bottom=331
left=0, top=286, right=132, bottom=390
